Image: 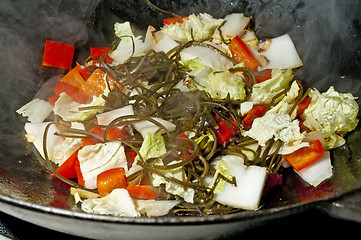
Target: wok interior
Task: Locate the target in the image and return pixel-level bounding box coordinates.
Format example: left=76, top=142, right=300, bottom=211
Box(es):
left=0, top=0, right=361, bottom=217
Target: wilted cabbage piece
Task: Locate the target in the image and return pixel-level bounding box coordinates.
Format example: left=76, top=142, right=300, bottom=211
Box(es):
left=138, top=132, right=167, bottom=160
left=212, top=13, right=250, bottom=42
left=207, top=155, right=267, bottom=210
left=161, top=13, right=224, bottom=41
left=250, top=68, right=294, bottom=103
left=135, top=200, right=181, bottom=217
left=180, top=56, right=246, bottom=100
left=295, top=151, right=333, bottom=187
left=96, top=105, right=134, bottom=125
left=133, top=119, right=176, bottom=139
left=303, top=86, right=359, bottom=149
left=53, top=92, right=106, bottom=121
left=81, top=189, right=140, bottom=217
left=208, top=160, right=233, bottom=193
left=110, top=22, right=155, bottom=64
left=78, top=142, right=127, bottom=189
left=269, top=81, right=300, bottom=118
left=143, top=134, right=195, bottom=203
left=16, top=98, right=53, bottom=123
left=24, top=122, right=63, bottom=161
left=243, top=111, right=304, bottom=146
left=256, top=34, right=303, bottom=70
left=194, top=70, right=246, bottom=100
left=152, top=165, right=195, bottom=203
left=180, top=45, right=233, bottom=71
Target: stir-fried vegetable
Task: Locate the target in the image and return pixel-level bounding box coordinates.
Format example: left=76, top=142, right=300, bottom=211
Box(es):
left=97, top=167, right=127, bottom=197
left=17, top=6, right=359, bottom=218
left=229, top=36, right=259, bottom=70
left=42, top=40, right=75, bottom=69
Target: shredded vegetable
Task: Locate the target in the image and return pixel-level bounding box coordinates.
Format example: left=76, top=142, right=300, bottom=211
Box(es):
left=17, top=4, right=359, bottom=218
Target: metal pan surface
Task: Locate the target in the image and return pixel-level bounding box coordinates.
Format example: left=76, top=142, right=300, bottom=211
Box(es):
left=0, top=0, right=361, bottom=239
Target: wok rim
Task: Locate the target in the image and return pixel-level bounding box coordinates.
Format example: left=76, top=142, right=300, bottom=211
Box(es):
left=0, top=186, right=354, bottom=226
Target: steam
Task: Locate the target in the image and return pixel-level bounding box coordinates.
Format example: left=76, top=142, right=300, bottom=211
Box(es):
left=144, top=0, right=361, bottom=99
left=0, top=0, right=359, bottom=206
left=0, top=0, right=99, bottom=157
left=170, top=0, right=361, bottom=98
left=250, top=0, right=361, bottom=98
left=1, top=0, right=361, bottom=151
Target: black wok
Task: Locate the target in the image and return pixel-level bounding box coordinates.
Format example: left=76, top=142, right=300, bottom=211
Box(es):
left=1, top=0, right=361, bottom=239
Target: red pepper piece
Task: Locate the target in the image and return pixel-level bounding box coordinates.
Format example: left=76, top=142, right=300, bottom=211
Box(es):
left=42, top=40, right=75, bottom=69
left=214, top=115, right=238, bottom=146
left=285, top=140, right=324, bottom=171
left=229, top=36, right=259, bottom=70
left=242, top=105, right=268, bottom=128
left=255, top=70, right=272, bottom=83
left=126, top=184, right=157, bottom=200
left=90, top=47, right=113, bottom=64
left=163, top=17, right=188, bottom=25
left=296, top=97, right=312, bottom=117
left=97, top=168, right=128, bottom=197
left=54, top=81, right=90, bottom=104
left=54, top=150, right=79, bottom=179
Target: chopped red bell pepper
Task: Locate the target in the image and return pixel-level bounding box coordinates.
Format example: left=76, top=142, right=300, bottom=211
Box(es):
left=59, top=66, right=122, bottom=98
left=177, top=132, right=188, bottom=139
left=255, top=70, right=272, bottom=83
left=126, top=184, right=157, bottom=200
left=42, top=40, right=75, bottom=69
left=249, top=70, right=273, bottom=86
left=75, top=157, right=84, bottom=186
left=97, top=168, right=128, bottom=197
left=242, top=105, right=268, bottom=128
left=298, top=118, right=311, bottom=133
left=163, top=17, right=188, bottom=25
left=125, top=151, right=137, bottom=168
left=175, top=132, right=199, bottom=161
left=176, top=132, right=190, bottom=146
left=54, top=81, right=90, bottom=104
left=214, top=115, right=238, bottom=146
left=229, top=36, right=259, bottom=70
left=59, top=65, right=88, bottom=93
left=54, top=150, right=79, bottom=179
left=81, top=127, right=104, bottom=146
left=296, top=96, right=312, bottom=117
left=81, top=126, right=128, bottom=146
left=78, top=65, right=97, bottom=80
left=48, top=95, right=60, bottom=106
left=285, top=140, right=324, bottom=171
left=81, top=68, right=122, bottom=96
left=90, top=47, right=113, bottom=64
left=106, top=126, right=128, bottom=140
left=81, top=138, right=99, bottom=146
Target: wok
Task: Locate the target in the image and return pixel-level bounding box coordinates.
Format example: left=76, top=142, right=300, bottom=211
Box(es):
left=1, top=0, right=361, bottom=239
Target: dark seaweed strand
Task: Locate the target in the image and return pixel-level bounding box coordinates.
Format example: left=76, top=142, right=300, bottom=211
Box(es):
left=41, top=8, right=296, bottom=215
left=79, top=33, right=286, bottom=210
left=267, top=140, right=283, bottom=172
left=42, top=122, right=89, bottom=190
left=105, top=115, right=172, bottom=137
left=217, top=20, right=231, bottom=45
left=55, top=122, right=104, bottom=142
left=145, top=0, right=180, bottom=17
left=173, top=171, right=239, bottom=215
left=104, top=115, right=206, bottom=185
left=144, top=137, right=199, bottom=171
left=289, top=86, right=311, bottom=117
